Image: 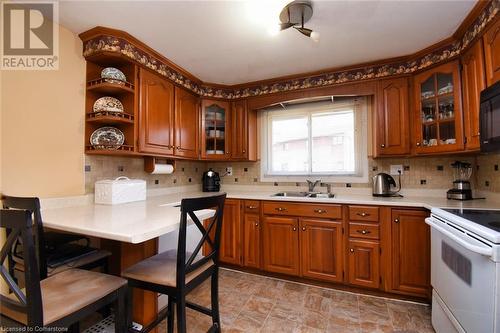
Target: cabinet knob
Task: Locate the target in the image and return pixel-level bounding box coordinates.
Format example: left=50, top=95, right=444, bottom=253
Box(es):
left=243, top=150, right=246, bottom=153
left=357, top=212, right=369, bottom=217
left=176, top=146, right=180, bottom=150
left=381, top=144, right=385, bottom=148
left=226, top=151, right=230, bottom=154
left=350, top=248, right=354, bottom=253
left=247, top=205, right=257, bottom=210
left=255, top=222, right=259, bottom=227
left=314, top=209, right=327, bottom=214
left=416, top=142, right=421, bottom=147
left=275, top=207, right=287, bottom=212
left=292, top=226, right=297, bottom=231
left=302, top=226, right=306, bottom=231
left=356, top=229, right=371, bottom=235
left=394, top=218, right=400, bottom=223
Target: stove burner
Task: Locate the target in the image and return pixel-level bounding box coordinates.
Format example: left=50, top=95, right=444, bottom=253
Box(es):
left=443, top=208, right=500, bottom=234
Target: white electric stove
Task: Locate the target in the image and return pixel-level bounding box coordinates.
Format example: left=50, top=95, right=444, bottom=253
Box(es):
left=426, top=207, right=500, bottom=333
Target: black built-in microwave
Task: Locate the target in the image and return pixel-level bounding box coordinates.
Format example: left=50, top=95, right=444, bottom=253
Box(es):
left=480, top=80, right=500, bottom=152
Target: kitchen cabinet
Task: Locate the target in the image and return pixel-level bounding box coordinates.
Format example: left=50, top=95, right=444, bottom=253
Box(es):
left=374, top=77, right=410, bottom=156
left=347, top=239, right=380, bottom=289
left=231, top=100, right=258, bottom=161
left=219, top=199, right=241, bottom=265
left=483, top=18, right=500, bottom=87
left=300, top=218, right=343, bottom=283
left=201, top=99, right=231, bottom=160
left=138, top=69, right=174, bottom=155
left=174, top=87, right=199, bottom=159
left=461, top=40, right=486, bottom=151
left=262, top=216, right=300, bottom=276
left=243, top=212, right=261, bottom=269
left=413, top=61, right=464, bottom=154
left=389, top=209, right=430, bottom=298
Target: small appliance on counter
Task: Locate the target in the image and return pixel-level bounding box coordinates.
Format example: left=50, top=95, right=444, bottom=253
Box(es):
left=372, top=172, right=402, bottom=197
left=447, top=161, right=473, bottom=200
left=95, top=176, right=146, bottom=205
left=202, top=168, right=220, bottom=192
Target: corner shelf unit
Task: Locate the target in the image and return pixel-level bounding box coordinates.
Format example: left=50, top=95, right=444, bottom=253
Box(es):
left=84, top=55, right=138, bottom=156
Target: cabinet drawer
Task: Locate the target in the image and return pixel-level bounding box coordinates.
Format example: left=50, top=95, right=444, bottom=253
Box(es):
left=348, top=206, right=379, bottom=222
left=349, top=222, right=380, bottom=240
left=244, top=200, right=260, bottom=213
left=263, top=202, right=342, bottom=219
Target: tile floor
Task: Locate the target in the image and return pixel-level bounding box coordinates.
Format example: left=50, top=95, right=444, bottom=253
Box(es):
left=158, top=268, right=434, bottom=333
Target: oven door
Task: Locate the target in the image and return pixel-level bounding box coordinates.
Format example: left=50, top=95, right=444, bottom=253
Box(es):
left=426, top=216, right=496, bottom=333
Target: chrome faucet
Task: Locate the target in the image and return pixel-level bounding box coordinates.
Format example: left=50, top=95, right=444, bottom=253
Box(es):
left=306, top=179, right=321, bottom=192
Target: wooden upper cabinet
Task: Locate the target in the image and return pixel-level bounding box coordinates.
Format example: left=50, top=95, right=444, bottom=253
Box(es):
left=300, top=219, right=343, bottom=283
left=174, top=87, right=199, bottom=159
left=390, top=209, right=430, bottom=298
left=413, top=61, right=464, bottom=154
left=138, top=69, right=174, bottom=155
left=201, top=99, right=231, bottom=160
left=375, top=77, right=410, bottom=156
left=461, top=40, right=486, bottom=151
left=347, top=239, right=380, bottom=289
left=218, top=199, right=242, bottom=265
left=243, top=213, right=261, bottom=269
left=231, top=100, right=258, bottom=161
left=483, top=18, right=500, bottom=87
left=262, top=216, right=300, bottom=276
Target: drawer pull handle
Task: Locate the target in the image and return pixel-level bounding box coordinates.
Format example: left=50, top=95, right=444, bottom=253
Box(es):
left=247, top=206, right=257, bottom=209
left=356, top=230, right=371, bottom=235
left=394, top=218, right=400, bottom=223
left=275, top=207, right=287, bottom=212
left=314, top=209, right=327, bottom=214
left=357, top=212, right=370, bottom=217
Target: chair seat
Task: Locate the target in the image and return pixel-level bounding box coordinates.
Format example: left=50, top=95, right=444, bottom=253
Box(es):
left=13, top=249, right=111, bottom=277
left=1, top=269, right=127, bottom=326
left=122, top=250, right=214, bottom=287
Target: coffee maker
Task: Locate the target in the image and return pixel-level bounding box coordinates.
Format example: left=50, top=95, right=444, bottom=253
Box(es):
left=202, top=169, right=220, bottom=192
left=447, top=161, right=473, bottom=200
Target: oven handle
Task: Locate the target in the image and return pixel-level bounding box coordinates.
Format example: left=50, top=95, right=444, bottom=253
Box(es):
left=425, top=217, right=493, bottom=257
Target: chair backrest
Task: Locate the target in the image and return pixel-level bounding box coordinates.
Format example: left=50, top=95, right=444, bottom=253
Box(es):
left=0, top=209, right=43, bottom=327
left=2, top=196, right=47, bottom=279
left=176, top=193, right=226, bottom=287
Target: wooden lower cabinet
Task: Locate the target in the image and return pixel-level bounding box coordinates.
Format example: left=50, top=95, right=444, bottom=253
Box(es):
left=208, top=199, right=241, bottom=265
left=347, top=239, right=380, bottom=289
left=389, top=209, right=430, bottom=297
left=243, top=213, right=261, bottom=269
left=262, top=216, right=300, bottom=276
left=300, top=218, right=343, bottom=283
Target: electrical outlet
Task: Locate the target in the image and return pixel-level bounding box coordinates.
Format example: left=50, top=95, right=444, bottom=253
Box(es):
left=226, top=167, right=233, bottom=176
left=390, top=164, right=403, bottom=175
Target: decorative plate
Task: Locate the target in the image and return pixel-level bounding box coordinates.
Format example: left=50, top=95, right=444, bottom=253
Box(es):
left=90, top=127, right=125, bottom=149
left=101, top=67, right=126, bottom=82
left=93, top=96, right=124, bottom=113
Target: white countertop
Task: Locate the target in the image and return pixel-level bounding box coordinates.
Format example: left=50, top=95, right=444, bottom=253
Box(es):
left=40, top=186, right=500, bottom=244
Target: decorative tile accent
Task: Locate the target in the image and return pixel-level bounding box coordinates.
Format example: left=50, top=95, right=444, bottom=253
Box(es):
left=81, top=1, right=499, bottom=99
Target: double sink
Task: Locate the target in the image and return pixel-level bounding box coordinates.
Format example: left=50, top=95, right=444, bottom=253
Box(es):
left=272, top=191, right=335, bottom=199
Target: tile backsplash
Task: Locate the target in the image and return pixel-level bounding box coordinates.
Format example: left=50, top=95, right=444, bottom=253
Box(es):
left=84, top=153, right=500, bottom=194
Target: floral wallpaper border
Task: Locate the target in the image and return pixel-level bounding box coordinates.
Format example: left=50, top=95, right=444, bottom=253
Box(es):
left=82, top=0, right=499, bottom=99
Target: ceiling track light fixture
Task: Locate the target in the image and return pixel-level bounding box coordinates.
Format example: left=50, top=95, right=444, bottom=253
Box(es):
left=278, top=0, right=319, bottom=41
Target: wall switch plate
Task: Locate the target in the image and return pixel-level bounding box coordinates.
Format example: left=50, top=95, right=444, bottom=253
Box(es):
left=226, top=167, right=233, bottom=176
left=390, top=165, right=403, bottom=175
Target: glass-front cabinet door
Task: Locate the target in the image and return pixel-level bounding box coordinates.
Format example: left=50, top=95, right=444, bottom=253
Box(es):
left=201, top=99, right=230, bottom=159
left=413, top=61, right=464, bottom=153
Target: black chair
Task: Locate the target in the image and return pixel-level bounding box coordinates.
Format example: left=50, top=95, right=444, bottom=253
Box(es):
left=0, top=209, right=129, bottom=331
left=122, top=193, right=226, bottom=333
left=2, top=195, right=110, bottom=280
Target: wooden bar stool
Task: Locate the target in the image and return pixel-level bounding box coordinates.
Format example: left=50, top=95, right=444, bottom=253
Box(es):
left=2, top=195, right=111, bottom=281
left=0, top=209, right=130, bottom=331
left=122, top=193, right=226, bottom=333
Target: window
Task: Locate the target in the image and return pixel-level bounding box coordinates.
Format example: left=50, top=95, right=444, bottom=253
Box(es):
left=261, top=97, right=368, bottom=182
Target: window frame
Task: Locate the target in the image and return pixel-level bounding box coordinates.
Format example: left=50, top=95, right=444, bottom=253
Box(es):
left=260, top=98, right=369, bottom=183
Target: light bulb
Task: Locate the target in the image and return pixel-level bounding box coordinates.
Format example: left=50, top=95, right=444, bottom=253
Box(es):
left=310, top=31, right=320, bottom=42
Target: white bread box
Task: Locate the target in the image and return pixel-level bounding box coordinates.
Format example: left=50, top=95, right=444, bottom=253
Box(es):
left=95, top=177, right=146, bottom=205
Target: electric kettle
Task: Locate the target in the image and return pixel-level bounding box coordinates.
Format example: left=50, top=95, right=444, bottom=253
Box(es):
left=372, top=173, right=401, bottom=197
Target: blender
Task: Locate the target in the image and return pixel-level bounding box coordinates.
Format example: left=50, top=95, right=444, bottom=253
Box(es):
left=447, top=161, right=473, bottom=200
